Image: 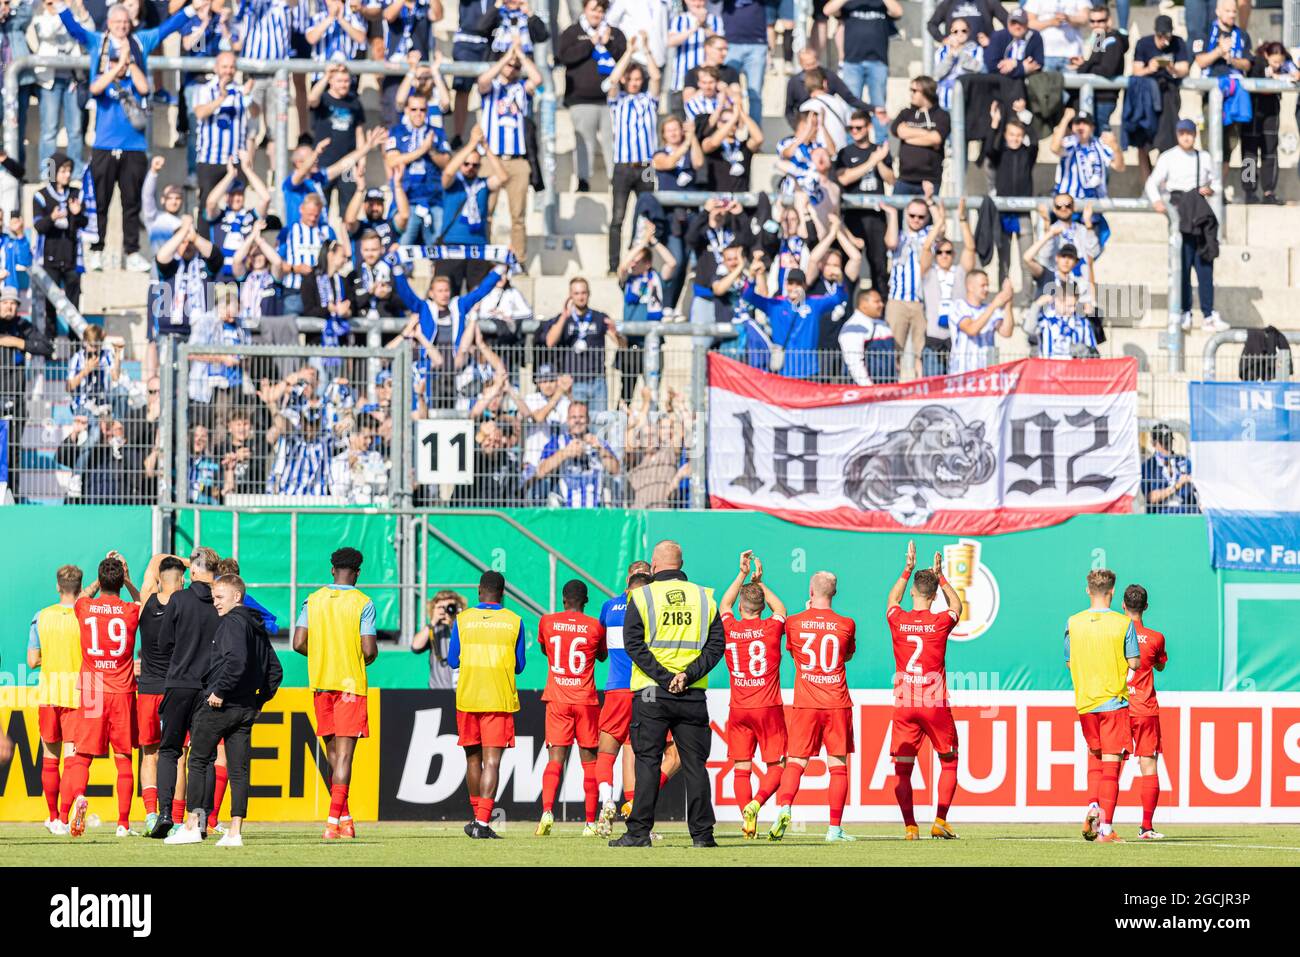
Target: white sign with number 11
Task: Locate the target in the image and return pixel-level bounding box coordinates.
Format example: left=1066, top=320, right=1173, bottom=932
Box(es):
left=415, top=420, right=474, bottom=486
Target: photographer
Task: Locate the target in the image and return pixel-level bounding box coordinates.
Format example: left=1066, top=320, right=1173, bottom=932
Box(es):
left=412, top=591, right=467, bottom=689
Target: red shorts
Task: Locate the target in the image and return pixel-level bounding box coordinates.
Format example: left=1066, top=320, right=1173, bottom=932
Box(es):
left=1079, top=708, right=1132, bottom=755
left=726, top=705, right=788, bottom=762
left=38, top=705, right=79, bottom=745
left=314, top=690, right=370, bottom=739
left=457, top=710, right=516, bottom=748
left=1130, top=713, right=1162, bottom=757
left=787, top=707, right=854, bottom=758
left=73, top=691, right=137, bottom=756
left=136, top=693, right=163, bottom=747
left=599, top=689, right=633, bottom=743
left=890, top=705, right=959, bottom=758
left=545, top=701, right=600, bottom=749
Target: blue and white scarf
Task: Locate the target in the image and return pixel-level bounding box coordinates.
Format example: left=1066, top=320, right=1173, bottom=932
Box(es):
left=582, top=15, right=616, bottom=76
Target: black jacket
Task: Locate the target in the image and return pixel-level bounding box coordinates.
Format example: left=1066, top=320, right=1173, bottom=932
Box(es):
left=1173, top=188, right=1219, bottom=261
left=205, top=604, right=283, bottom=708
left=32, top=186, right=87, bottom=270
left=557, top=24, right=627, bottom=107
left=160, top=581, right=222, bottom=691
left=984, top=122, right=1037, bottom=197
left=621, top=570, right=726, bottom=700
left=927, top=0, right=1008, bottom=41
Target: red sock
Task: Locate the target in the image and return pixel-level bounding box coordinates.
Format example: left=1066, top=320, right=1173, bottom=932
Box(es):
left=478, top=796, right=494, bottom=824
left=733, top=766, right=753, bottom=811
left=581, top=761, right=599, bottom=823
left=58, top=754, right=93, bottom=823
left=113, top=754, right=133, bottom=829
left=659, top=771, right=669, bottom=789
left=894, top=761, right=916, bottom=827
left=341, top=794, right=350, bottom=819
left=756, top=764, right=784, bottom=805
left=142, top=785, right=158, bottom=815
left=1141, top=774, right=1160, bottom=831
left=541, top=760, right=563, bottom=813
left=41, top=757, right=60, bottom=820
left=328, top=783, right=349, bottom=822
left=1087, top=752, right=1103, bottom=805
left=171, top=798, right=185, bottom=822
left=208, top=765, right=228, bottom=828
left=936, top=756, right=958, bottom=820
left=828, top=766, right=848, bottom=827
left=470, top=796, right=482, bottom=820
left=1099, top=762, right=1120, bottom=825
left=595, top=751, right=616, bottom=791
left=775, top=762, right=805, bottom=806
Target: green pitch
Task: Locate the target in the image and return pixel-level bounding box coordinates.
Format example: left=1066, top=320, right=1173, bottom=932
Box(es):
left=3, top=822, right=1299, bottom=866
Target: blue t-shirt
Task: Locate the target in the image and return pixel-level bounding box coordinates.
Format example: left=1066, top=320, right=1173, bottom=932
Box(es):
left=719, top=0, right=767, bottom=46
left=386, top=119, right=448, bottom=207
left=440, top=174, right=492, bottom=245
left=1133, top=33, right=1190, bottom=81
left=281, top=171, right=329, bottom=228
left=598, top=593, right=633, bottom=690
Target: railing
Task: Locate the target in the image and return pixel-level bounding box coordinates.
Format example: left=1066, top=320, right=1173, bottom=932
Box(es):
left=2, top=55, right=556, bottom=221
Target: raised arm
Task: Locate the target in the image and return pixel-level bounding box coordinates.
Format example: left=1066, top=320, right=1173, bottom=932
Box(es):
left=719, top=550, right=752, bottom=617
left=934, top=549, right=962, bottom=618
left=887, top=540, right=916, bottom=612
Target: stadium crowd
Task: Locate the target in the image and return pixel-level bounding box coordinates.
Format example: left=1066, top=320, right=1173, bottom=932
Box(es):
left=0, top=0, right=1294, bottom=510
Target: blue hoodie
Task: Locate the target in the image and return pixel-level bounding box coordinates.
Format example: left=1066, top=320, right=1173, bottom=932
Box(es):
left=60, top=4, right=196, bottom=152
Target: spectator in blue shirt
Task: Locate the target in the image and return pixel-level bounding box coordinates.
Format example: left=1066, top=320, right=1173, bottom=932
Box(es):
left=741, top=265, right=847, bottom=380
left=0, top=209, right=33, bottom=298
left=437, top=125, right=510, bottom=294
left=535, top=400, right=622, bottom=508
left=1142, top=423, right=1199, bottom=514
left=60, top=0, right=197, bottom=273
left=282, top=125, right=387, bottom=228
left=384, top=91, right=451, bottom=246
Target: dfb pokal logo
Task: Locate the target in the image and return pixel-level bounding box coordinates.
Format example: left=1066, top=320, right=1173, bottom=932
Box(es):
left=933, top=538, right=999, bottom=642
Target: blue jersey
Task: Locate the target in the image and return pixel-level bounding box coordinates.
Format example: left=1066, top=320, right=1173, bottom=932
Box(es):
left=385, top=118, right=448, bottom=207
left=598, top=593, right=633, bottom=691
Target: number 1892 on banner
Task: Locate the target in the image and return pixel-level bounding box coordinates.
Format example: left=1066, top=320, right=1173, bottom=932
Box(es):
left=416, top=420, right=474, bottom=486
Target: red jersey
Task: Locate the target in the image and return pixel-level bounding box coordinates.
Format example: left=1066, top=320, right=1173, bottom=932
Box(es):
left=538, top=611, right=606, bottom=706
left=1127, top=624, right=1167, bottom=718
left=74, top=595, right=139, bottom=696
left=722, top=612, right=785, bottom=709
left=784, top=608, right=856, bottom=709
left=887, top=605, right=959, bottom=707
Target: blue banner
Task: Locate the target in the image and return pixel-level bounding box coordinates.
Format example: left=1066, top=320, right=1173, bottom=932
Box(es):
left=1189, top=382, right=1300, bottom=571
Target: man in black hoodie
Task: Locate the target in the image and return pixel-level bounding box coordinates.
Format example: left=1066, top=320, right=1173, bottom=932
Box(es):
left=166, top=573, right=281, bottom=847
left=148, top=546, right=222, bottom=839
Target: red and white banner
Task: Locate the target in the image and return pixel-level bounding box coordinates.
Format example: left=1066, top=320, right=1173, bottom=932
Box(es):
left=706, top=354, right=1139, bottom=534
left=705, top=691, right=1300, bottom=824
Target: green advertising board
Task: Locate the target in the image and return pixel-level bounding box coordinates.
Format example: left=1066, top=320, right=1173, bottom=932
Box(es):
left=3, top=507, right=1298, bottom=693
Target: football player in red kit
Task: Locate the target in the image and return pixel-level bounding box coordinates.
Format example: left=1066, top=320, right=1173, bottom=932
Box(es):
left=769, top=571, right=857, bottom=843
left=719, top=550, right=787, bottom=838
left=536, top=579, right=607, bottom=836
left=1123, top=583, right=1168, bottom=840
left=63, top=555, right=141, bottom=837
left=887, top=541, right=964, bottom=840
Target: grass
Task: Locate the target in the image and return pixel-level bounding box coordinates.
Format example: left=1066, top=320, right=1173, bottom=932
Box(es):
left=3, top=821, right=1299, bottom=866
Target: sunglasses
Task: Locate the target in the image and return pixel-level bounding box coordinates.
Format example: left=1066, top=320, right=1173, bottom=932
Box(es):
left=848, top=123, right=867, bottom=130
left=907, top=212, right=928, bottom=220
left=1054, top=203, right=1074, bottom=211
left=936, top=248, right=954, bottom=255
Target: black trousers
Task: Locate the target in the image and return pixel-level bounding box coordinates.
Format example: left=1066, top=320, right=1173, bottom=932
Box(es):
left=609, top=162, right=652, bottom=271
left=90, top=147, right=148, bottom=255
left=845, top=211, right=888, bottom=293
left=1241, top=110, right=1279, bottom=197
left=187, top=701, right=258, bottom=820
left=627, top=692, right=715, bottom=841
left=155, top=686, right=204, bottom=818
left=42, top=265, right=80, bottom=338
left=195, top=162, right=230, bottom=237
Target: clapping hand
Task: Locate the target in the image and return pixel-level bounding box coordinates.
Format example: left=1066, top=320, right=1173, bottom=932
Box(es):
left=904, top=539, right=916, bottom=573
left=739, top=549, right=752, bottom=577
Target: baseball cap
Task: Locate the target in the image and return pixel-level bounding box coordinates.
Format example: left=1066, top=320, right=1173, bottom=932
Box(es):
left=1175, top=118, right=1197, bottom=134
left=0, top=288, right=20, bottom=303
left=1008, top=8, right=1028, bottom=24
left=535, top=362, right=557, bottom=382
left=1057, top=243, right=1079, bottom=259
left=1154, top=14, right=1174, bottom=36
left=364, top=187, right=385, bottom=203
left=1072, top=112, right=1096, bottom=126
left=785, top=268, right=808, bottom=286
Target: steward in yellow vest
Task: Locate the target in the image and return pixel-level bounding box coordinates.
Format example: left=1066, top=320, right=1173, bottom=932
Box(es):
left=612, top=540, right=725, bottom=849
